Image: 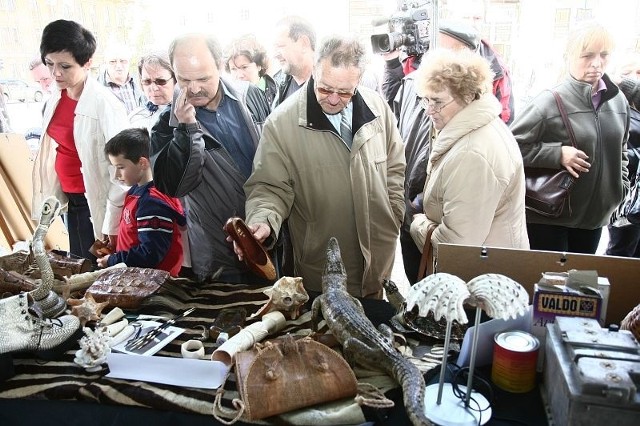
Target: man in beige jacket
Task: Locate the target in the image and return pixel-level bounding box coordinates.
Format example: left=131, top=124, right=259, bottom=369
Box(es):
left=238, top=35, right=405, bottom=298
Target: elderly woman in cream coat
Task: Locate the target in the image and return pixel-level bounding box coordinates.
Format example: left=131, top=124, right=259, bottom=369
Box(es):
left=410, top=49, right=529, bottom=262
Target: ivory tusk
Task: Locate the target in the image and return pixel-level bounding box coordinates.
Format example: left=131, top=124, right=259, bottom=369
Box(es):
left=106, top=318, right=128, bottom=337
left=109, top=324, right=135, bottom=347
left=101, top=307, right=125, bottom=325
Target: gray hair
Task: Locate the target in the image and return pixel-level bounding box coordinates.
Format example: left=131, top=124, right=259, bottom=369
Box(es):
left=28, top=57, right=44, bottom=71
left=276, top=15, right=316, bottom=51
left=315, top=35, right=367, bottom=75
left=138, top=51, right=174, bottom=79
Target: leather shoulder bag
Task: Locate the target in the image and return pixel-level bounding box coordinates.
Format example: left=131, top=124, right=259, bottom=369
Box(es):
left=417, top=222, right=436, bottom=281
left=214, top=335, right=358, bottom=422
left=524, top=91, right=577, bottom=218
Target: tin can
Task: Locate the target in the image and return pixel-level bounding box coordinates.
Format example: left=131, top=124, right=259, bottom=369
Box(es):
left=491, top=331, right=539, bottom=393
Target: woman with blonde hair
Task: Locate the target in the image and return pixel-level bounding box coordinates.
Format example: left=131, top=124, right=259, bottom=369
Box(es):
left=410, top=48, right=528, bottom=269
left=510, top=21, right=629, bottom=254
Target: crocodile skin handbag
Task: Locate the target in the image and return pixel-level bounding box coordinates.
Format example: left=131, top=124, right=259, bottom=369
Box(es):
left=223, top=335, right=358, bottom=421
left=85, top=267, right=169, bottom=310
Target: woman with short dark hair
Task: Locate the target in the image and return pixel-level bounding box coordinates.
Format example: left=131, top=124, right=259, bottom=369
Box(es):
left=33, top=19, right=129, bottom=263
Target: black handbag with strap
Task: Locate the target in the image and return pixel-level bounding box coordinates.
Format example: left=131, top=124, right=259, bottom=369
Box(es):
left=524, top=91, right=577, bottom=218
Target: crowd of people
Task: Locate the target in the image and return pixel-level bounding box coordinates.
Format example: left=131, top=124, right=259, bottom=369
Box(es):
left=18, top=15, right=640, bottom=298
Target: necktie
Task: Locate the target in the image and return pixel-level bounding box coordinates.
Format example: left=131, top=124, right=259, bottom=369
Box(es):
left=146, top=101, right=159, bottom=113
left=340, top=110, right=353, bottom=148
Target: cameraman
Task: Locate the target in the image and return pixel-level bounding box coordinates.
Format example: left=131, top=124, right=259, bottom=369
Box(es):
left=380, top=20, right=515, bottom=283
left=383, top=21, right=514, bottom=122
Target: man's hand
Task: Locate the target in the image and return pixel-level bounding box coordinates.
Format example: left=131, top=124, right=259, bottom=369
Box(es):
left=226, top=222, right=271, bottom=260
left=174, top=89, right=197, bottom=124
left=381, top=50, right=400, bottom=61
left=97, top=254, right=110, bottom=268
left=561, top=146, right=590, bottom=178
left=104, top=234, right=117, bottom=252
left=410, top=193, right=424, bottom=213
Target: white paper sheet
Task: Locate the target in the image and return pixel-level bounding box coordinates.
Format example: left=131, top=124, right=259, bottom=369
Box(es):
left=106, top=353, right=229, bottom=389
left=455, top=305, right=532, bottom=367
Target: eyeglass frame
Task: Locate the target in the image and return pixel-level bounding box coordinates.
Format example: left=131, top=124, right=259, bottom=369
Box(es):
left=314, top=81, right=357, bottom=100
left=420, top=97, right=456, bottom=113
left=140, top=77, right=175, bottom=87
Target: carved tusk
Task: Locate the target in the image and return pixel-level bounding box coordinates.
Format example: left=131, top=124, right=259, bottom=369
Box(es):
left=64, top=263, right=127, bottom=286
left=101, top=307, right=125, bottom=325
left=109, top=324, right=135, bottom=347
left=106, top=318, right=128, bottom=337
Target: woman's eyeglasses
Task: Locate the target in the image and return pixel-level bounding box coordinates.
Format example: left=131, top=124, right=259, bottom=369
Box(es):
left=420, top=97, right=455, bottom=113
left=141, top=77, right=174, bottom=87
left=315, top=85, right=356, bottom=100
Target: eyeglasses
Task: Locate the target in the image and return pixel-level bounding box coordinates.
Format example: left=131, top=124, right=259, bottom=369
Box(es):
left=141, top=77, right=174, bottom=86
left=315, top=84, right=357, bottom=100
left=420, top=97, right=456, bottom=113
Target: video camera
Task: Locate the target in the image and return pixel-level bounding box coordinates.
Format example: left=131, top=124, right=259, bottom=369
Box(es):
left=370, top=0, right=431, bottom=57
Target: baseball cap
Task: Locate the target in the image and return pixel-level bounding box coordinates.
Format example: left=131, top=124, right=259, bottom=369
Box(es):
left=438, top=20, right=479, bottom=50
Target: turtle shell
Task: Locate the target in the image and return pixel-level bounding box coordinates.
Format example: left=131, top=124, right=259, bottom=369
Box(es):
left=621, top=303, right=640, bottom=341
left=403, top=304, right=467, bottom=341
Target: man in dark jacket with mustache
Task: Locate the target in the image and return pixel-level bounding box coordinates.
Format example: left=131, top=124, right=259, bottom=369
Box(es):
left=150, top=33, right=270, bottom=283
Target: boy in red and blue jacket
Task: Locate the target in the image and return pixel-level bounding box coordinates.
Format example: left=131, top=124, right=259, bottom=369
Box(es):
left=98, top=127, right=186, bottom=276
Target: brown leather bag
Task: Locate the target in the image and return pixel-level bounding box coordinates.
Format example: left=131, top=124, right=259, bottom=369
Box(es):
left=417, top=223, right=437, bottom=280
left=47, top=250, right=92, bottom=278
left=231, top=335, right=358, bottom=421
left=524, top=167, right=575, bottom=217
left=524, top=91, right=577, bottom=218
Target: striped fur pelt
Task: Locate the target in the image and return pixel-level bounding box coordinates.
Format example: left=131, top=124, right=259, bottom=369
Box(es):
left=0, top=279, right=321, bottom=418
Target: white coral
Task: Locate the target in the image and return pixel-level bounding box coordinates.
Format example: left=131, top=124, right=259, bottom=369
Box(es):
left=74, top=327, right=111, bottom=370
